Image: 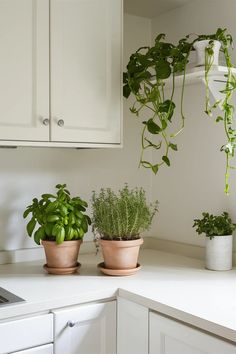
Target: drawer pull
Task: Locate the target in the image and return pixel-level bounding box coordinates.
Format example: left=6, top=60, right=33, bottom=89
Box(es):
left=67, top=320, right=78, bottom=328
left=57, top=119, right=64, bottom=127
left=43, top=118, right=49, bottom=126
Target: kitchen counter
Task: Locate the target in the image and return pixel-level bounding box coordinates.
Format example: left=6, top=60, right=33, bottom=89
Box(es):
left=0, top=249, right=235, bottom=342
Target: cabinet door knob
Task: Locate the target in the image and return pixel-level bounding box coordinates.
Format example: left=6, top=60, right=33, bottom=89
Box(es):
left=57, top=119, right=64, bottom=127
left=67, top=320, right=77, bottom=328
left=43, top=118, right=49, bottom=126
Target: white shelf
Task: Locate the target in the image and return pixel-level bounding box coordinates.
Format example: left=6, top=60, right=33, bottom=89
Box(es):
left=163, top=65, right=236, bottom=88
left=151, top=65, right=236, bottom=105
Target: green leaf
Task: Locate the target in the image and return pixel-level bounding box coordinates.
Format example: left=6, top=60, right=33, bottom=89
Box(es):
left=27, top=218, right=36, bottom=237
left=68, top=212, right=76, bottom=225
left=34, top=226, right=45, bottom=244
left=45, top=223, right=53, bottom=236
left=65, top=226, right=74, bottom=241
left=144, top=138, right=162, bottom=150
left=155, top=61, right=171, bottom=80
left=34, top=230, right=41, bottom=245
left=162, top=155, right=170, bottom=166
left=155, top=33, right=165, bottom=43
left=146, top=119, right=161, bottom=134
left=77, top=228, right=85, bottom=239
left=47, top=215, right=60, bottom=223
left=56, top=226, right=65, bottom=244
left=151, top=164, right=159, bottom=174
left=45, top=201, right=58, bottom=213
left=52, top=224, right=61, bottom=237
left=140, top=160, right=153, bottom=169
left=85, top=215, right=91, bottom=225
left=169, top=143, right=178, bottom=151
left=81, top=219, right=88, bottom=233
left=60, top=204, right=68, bottom=216
left=42, top=194, right=55, bottom=200
left=123, top=84, right=131, bottom=99
left=23, top=208, right=32, bottom=219
left=158, top=100, right=176, bottom=121
left=159, top=100, right=176, bottom=113
left=216, top=116, right=223, bottom=123
left=160, top=119, right=167, bottom=130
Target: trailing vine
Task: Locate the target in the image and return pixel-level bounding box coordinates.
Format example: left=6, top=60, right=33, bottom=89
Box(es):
left=124, top=28, right=236, bottom=194
left=197, top=28, right=236, bottom=194
left=123, top=34, right=192, bottom=174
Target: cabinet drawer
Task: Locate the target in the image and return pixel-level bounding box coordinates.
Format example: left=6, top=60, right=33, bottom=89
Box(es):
left=12, top=344, right=53, bottom=354
left=0, top=314, right=53, bottom=354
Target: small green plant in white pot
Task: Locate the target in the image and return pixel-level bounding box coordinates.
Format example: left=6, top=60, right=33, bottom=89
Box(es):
left=193, top=212, right=236, bottom=271
left=91, top=185, right=158, bottom=276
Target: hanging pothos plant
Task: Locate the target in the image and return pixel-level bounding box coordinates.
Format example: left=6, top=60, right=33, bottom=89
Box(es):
left=123, top=33, right=192, bottom=174
left=123, top=28, right=236, bottom=194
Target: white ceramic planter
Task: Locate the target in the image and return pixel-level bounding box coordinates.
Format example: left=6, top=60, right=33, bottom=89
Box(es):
left=205, top=235, right=233, bottom=271
left=193, top=40, right=221, bottom=67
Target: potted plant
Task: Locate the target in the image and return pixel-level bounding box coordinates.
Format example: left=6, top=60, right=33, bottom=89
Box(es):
left=123, top=28, right=236, bottom=194
left=193, top=211, right=236, bottom=271
left=23, top=184, right=91, bottom=274
left=91, top=184, right=158, bottom=276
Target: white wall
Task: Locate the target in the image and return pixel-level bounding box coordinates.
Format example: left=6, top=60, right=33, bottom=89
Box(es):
left=0, top=14, right=152, bottom=252
left=150, top=0, right=236, bottom=249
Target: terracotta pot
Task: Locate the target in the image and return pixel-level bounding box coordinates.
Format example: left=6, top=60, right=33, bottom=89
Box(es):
left=99, top=238, right=143, bottom=270
left=42, top=240, right=82, bottom=272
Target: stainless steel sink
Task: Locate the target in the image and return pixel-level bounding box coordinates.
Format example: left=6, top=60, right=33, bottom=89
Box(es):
left=0, top=287, right=25, bottom=306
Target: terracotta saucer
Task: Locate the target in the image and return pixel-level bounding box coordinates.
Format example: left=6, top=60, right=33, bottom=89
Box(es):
left=43, top=262, right=81, bottom=275
left=97, top=262, right=141, bottom=276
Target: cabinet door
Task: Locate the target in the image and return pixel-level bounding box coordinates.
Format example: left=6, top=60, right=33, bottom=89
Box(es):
left=117, top=297, right=148, bottom=354
left=50, top=0, right=122, bottom=144
left=53, top=301, right=116, bottom=354
left=12, top=344, right=53, bottom=354
left=0, top=0, right=49, bottom=142
left=150, top=311, right=236, bottom=354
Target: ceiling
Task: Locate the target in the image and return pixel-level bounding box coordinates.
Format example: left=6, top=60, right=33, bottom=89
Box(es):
left=124, top=0, right=193, bottom=18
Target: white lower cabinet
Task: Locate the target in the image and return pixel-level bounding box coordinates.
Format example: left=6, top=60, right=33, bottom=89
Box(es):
left=149, top=311, right=236, bottom=354
left=0, top=314, right=53, bottom=354
left=117, top=297, right=148, bottom=354
left=53, top=300, right=116, bottom=354
left=12, top=344, right=53, bottom=354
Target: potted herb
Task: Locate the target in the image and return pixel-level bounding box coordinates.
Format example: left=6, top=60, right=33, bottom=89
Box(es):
left=23, top=184, right=91, bottom=274
left=91, top=185, right=158, bottom=276
left=123, top=28, right=236, bottom=194
left=193, top=211, right=236, bottom=270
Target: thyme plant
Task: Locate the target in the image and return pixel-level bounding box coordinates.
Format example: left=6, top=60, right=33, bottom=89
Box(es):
left=193, top=211, right=236, bottom=239
left=91, top=185, right=158, bottom=240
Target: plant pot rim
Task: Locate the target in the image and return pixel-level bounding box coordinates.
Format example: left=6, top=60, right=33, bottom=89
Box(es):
left=99, top=238, right=143, bottom=248
left=41, top=239, right=83, bottom=247
left=206, top=234, right=232, bottom=238
left=193, top=39, right=221, bottom=45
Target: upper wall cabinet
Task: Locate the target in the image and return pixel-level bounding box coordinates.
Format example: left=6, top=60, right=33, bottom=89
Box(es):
left=0, top=0, right=50, bottom=142
left=0, top=0, right=122, bottom=147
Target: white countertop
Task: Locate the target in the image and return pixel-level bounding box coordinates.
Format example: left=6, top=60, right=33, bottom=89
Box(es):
left=0, top=249, right=236, bottom=342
